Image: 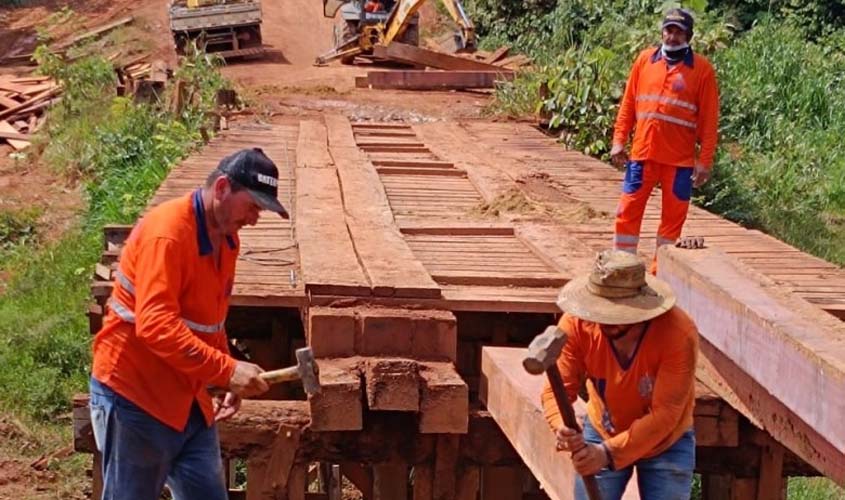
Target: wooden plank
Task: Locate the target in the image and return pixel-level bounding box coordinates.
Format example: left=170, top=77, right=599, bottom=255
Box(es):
left=373, top=43, right=513, bottom=72
left=376, top=166, right=467, bottom=177
left=0, top=86, right=61, bottom=120
left=58, top=16, right=134, bottom=48
left=360, top=70, right=515, bottom=90
left=0, top=93, right=21, bottom=110
left=0, top=120, right=30, bottom=149
left=430, top=271, right=567, bottom=287
left=295, top=160, right=371, bottom=296
left=297, top=120, right=332, bottom=168
left=371, top=159, right=454, bottom=169
left=326, top=114, right=441, bottom=299
left=659, top=246, right=845, bottom=486
left=483, top=46, right=510, bottom=64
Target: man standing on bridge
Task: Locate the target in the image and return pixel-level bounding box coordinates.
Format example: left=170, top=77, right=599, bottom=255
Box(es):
left=610, top=8, right=719, bottom=269
left=89, top=148, right=289, bottom=500
left=542, top=250, right=698, bottom=499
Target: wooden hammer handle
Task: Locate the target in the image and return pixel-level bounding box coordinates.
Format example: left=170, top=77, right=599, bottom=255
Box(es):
left=260, top=366, right=299, bottom=385
left=546, top=368, right=603, bottom=500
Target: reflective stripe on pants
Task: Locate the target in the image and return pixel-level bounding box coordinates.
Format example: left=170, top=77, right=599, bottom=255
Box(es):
left=613, top=161, right=693, bottom=258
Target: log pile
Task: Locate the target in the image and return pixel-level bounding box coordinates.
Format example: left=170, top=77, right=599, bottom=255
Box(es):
left=0, top=75, right=62, bottom=151
left=0, top=56, right=170, bottom=151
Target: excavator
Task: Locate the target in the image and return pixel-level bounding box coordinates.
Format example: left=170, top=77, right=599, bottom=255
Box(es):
left=316, top=0, right=476, bottom=65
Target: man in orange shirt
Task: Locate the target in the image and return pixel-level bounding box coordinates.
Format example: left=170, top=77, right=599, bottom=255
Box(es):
left=542, top=250, right=698, bottom=499
left=611, top=9, right=719, bottom=267
left=90, top=148, right=289, bottom=500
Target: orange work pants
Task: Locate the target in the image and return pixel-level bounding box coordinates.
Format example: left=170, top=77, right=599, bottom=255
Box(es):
left=613, top=160, right=694, bottom=257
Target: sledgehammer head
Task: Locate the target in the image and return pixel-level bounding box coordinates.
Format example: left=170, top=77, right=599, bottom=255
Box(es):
left=523, top=325, right=568, bottom=375
left=296, top=347, right=321, bottom=396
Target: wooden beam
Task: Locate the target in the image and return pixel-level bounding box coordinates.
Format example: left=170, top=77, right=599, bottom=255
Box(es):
left=358, top=71, right=514, bottom=90
left=412, top=463, right=433, bottom=500
left=757, top=441, right=786, bottom=500
left=483, top=46, right=510, bottom=64
left=0, top=85, right=61, bottom=120
left=373, top=43, right=511, bottom=72
left=364, top=358, right=420, bottom=411
left=480, top=347, right=593, bottom=500
left=341, top=463, right=373, bottom=499
left=325, top=114, right=441, bottom=299
left=295, top=155, right=371, bottom=297
left=658, top=246, right=845, bottom=485
left=308, top=358, right=363, bottom=432
left=373, top=464, right=408, bottom=500
left=480, top=466, right=522, bottom=500
left=418, top=361, right=468, bottom=434
left=0, top=120, right=30, bottom=149
left=433, top=435, right=460, bottom=499
left=58, top=16, right=134, bottom=48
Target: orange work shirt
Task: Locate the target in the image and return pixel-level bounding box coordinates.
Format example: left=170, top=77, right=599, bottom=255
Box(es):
left=541, top=307, right=698, bottom=470
left=613, top=47, right=719, bottom=168
left=92, top=190, right=238, bottom=431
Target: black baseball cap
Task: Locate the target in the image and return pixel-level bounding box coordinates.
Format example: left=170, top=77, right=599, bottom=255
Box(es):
left=217, top=148, right=289, bottom=219
left=662, top=8, right=694, bottom=37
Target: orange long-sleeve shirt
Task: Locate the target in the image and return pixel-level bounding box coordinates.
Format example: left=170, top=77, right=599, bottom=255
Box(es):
left=541, top=308, right=698, bottom=470
left=613, top=47, right=720, bottom=168
left=92, top=190, right=238, bottom=431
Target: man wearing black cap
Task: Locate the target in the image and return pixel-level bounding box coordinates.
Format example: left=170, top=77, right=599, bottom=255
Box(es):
left=610, top=8, right=719, bottom=272
left=89, top=148, right=289, bottom=499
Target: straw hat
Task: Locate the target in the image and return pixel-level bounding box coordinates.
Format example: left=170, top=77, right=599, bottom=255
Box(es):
left=557, top=250, right=676, bottom=324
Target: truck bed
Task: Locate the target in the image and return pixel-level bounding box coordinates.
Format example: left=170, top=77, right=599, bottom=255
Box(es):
left=169, top=1, right=262, bottom=31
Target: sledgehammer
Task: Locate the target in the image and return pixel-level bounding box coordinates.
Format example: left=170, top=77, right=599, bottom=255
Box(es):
left=258, top=347, right=321, bottom=396
left=523, top=325, right=602, bottom=500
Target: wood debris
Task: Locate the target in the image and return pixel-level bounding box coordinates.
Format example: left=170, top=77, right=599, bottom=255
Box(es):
left=0, top=55, right=170, bottom=150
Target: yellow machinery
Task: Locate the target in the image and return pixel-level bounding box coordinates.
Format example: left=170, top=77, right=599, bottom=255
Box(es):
left=316, top=0, right=476, bottom=65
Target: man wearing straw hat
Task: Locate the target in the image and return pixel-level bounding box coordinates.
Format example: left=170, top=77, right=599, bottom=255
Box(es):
left=541, top=250, right=698, bottom=499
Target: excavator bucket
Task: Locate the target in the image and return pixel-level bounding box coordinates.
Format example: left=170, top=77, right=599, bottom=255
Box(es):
left=323, top=0, right=347, bottom=18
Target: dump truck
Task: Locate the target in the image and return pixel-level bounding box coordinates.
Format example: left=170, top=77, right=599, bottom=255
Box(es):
left=169, top=0, right=265, bottom=59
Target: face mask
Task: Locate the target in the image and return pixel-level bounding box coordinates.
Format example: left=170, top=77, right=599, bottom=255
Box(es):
left=662, top=42, right=690, bottom=61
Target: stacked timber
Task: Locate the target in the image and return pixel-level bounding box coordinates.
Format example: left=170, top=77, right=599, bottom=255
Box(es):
left=356, top=42, right=526, bottom=91
left=0, top=56, right=171, bottom=151
left=0, top=76, right=61, bottom=150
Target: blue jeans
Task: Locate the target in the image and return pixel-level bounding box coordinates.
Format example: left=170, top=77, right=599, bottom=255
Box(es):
left=575, top=419, right=695, bottom=500
left=89, top=377, right=228, bottom=500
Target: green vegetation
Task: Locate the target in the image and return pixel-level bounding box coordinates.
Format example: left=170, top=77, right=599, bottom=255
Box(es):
left=0, top=40, right=228, bottom=427
left=469, top=0, right=845, bottom=266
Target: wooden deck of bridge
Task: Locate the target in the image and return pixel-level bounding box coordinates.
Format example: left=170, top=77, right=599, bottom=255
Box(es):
left=147, top=116, right=845, bottom=320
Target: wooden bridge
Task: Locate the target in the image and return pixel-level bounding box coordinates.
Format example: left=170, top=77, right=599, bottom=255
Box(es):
left=76, top=115, right=845, bottom=499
